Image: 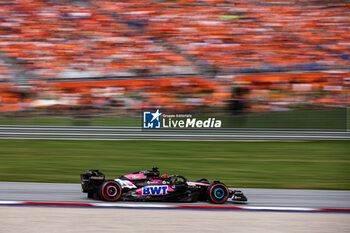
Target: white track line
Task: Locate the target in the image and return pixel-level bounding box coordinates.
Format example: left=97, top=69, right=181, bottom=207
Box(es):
left=0, top=132, right=348, bottom=138
left=0, top=201, right=349, bottom=213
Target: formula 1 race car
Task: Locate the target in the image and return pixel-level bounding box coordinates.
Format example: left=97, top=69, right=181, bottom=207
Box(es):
left=80, top=167, right=247, bottom=204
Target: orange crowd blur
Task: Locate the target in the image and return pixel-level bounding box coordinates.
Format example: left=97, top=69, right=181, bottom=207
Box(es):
left=0, top=0, right=349, bottom=114
left=0, top=72, right=348, bottom=113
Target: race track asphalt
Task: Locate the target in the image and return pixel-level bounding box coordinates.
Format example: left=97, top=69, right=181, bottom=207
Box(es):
left=0, top=182, right=349, bottom=209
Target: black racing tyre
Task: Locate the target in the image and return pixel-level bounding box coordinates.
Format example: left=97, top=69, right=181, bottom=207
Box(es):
left=87, top=191, right=94, bottom=199
left=206, top=183, right=229, bottom=204
left=99, top=180, right=122, bottom=202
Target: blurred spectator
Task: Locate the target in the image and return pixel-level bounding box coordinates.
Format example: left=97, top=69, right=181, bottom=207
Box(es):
left=0, top=0, right=349, bottom=115
left=0, top=72, right=348, bottom=114
left=94, top=0, right=350, bottom=75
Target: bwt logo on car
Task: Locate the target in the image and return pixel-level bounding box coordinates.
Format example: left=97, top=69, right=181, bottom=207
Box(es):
left=142, top=186, right=168, bottom=195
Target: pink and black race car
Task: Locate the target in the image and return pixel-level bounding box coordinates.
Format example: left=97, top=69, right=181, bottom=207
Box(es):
left=80, top=167, right=247, bottom=204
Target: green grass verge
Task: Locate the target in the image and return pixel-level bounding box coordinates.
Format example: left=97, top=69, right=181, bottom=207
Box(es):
left=0, top=140, right=349, bottom=190
left=0, top=116, right=140, bottom=127
left=0, top=108, right=346, bottom=129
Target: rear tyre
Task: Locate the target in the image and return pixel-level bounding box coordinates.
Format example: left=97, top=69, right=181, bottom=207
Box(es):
left=99, top=180, right=122, bottom=201
left=206, top=183, right=229, bottom=204
left=87, top=191, right=94, bottom=199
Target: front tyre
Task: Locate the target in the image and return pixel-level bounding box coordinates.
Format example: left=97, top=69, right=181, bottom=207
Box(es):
left=99, top=180, right=122, bottom=201
left=206, top=183, right=229, bottom=204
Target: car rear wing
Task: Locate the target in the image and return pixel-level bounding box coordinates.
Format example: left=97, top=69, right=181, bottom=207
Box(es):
left=80, top=170, right=105, bottom=193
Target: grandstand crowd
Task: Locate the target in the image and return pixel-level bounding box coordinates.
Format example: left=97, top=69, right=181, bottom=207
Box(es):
left=0, top=0, right=349, bottom=114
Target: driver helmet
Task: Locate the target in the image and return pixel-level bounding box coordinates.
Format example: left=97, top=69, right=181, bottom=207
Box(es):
left=161, top=174, right=168, bottom=179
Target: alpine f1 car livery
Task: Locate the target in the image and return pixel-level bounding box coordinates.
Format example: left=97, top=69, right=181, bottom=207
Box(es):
left=80, top=167, right=247, bottom=204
